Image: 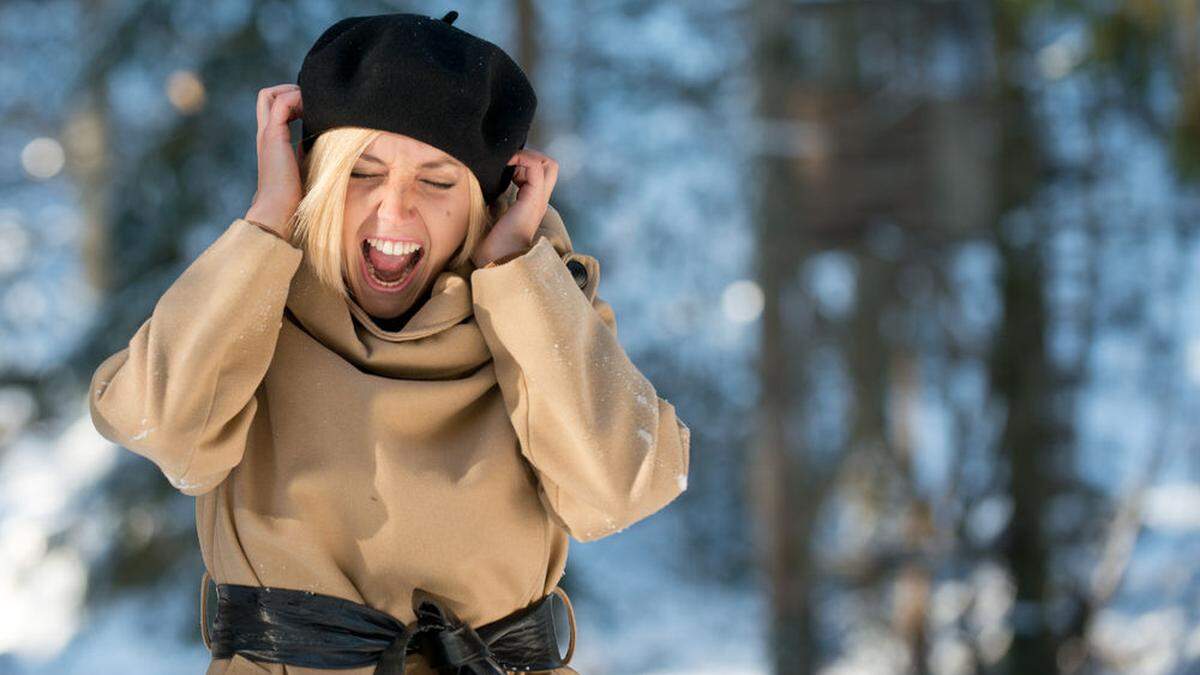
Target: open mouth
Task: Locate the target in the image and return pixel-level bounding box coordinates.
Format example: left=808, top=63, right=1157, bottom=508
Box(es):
left=361, top=239, right=424, bottom=292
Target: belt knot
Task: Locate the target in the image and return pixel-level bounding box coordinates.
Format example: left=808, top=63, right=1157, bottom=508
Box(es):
left=375, top=587, right=506, bottom=675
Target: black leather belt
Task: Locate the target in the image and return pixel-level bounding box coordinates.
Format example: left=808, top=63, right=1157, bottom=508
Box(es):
left=199, top=570, right=576, bottom=674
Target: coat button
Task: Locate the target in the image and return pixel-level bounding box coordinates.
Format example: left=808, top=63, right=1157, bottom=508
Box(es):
left=566, top=259, right=587, bottom=289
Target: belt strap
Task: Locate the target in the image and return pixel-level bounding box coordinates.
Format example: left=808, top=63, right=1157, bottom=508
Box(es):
left=199, top=571, right=575, bottom=675
left=200, top=569, right=211, bottom=651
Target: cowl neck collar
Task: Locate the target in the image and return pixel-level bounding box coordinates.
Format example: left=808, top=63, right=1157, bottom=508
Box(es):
left=281, top=204, right=576, bottom=380
left=283, top=254, right=491, bottom=380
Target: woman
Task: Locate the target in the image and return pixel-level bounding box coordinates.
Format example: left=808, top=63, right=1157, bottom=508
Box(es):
left=88, top=10, right=690, bottom=675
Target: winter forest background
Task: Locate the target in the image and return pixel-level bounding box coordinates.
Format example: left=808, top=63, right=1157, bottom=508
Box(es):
left=1, top=0, right=1199, bottom=673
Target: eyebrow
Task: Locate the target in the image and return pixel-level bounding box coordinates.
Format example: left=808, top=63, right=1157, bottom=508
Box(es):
left=358, top=153, right=458, bottom=169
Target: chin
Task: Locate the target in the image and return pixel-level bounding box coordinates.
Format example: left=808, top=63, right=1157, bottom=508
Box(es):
left=355, top=281, right=415, bottom=317
left=371, top=305, right=412, bottom=321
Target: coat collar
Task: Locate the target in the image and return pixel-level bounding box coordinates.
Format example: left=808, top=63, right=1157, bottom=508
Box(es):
left=284, top=251, right=488, bottom=379
left=281, top=204, right=574, bottom=379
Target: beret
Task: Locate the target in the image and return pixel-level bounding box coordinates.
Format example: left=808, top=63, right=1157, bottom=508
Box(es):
left=297, top=10, right=537, bottom=204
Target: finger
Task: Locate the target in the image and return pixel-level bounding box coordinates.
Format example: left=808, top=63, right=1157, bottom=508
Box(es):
left=525, top=158, right=544, bottom=182
left=285, top=88, right=304, bottom=122
left=266, top=90, right=303, bottom=140
left=265, top=83, right=300, bottom=98
left=274, top=89, right=303, bottom=125
left=257, top=85, right=294, bottom=122
left=517, top=161, right=545, bottom=201
left=529, top=160, right=546, bottom=195
left=270, top=89, right=302, bottom=119
left=543, top=161, right=558, bottom=195
left=257, top=90, right=271, bottom=153
left=510, top=156, right=541, bottom=186
left=515, top=160, right=541, bottom=182
left=538, top=157, right=556, bottom=184
left=507, top=149, right=541, bottom=167
left=257, top=84, right=299, bottom=144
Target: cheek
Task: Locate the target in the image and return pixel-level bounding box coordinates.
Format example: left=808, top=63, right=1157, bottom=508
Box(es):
left=344, top=190, right=367, bottom=219
left=342, top=191, right=373, bottom=249
left=342, top=220, right=361, bottom=262
left=433, top=201, right=470, bottom=253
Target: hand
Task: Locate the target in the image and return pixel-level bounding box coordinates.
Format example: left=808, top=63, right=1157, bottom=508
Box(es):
left=244, top=84, right=304, bottom=238
left=471, top=148, right=559, bottom=268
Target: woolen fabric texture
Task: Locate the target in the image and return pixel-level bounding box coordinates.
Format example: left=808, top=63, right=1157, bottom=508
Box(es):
left=89, top=204, right=690, bottom=675
left=297, top=10, right=538, bottom=205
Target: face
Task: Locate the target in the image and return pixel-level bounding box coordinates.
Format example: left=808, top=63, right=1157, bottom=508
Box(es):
left=341, top=132, right=471, bottom=320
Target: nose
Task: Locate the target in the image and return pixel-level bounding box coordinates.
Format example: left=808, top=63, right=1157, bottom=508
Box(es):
left=377, top=178, right=418, bottom=223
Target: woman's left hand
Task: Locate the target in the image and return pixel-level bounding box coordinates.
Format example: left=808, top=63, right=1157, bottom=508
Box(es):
left=471, top=148, right=559, bottom=268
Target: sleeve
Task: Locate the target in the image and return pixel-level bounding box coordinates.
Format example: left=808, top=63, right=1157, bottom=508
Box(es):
left=470, top=206, right=691, bottom=542
left=88, top=218, right=304, bottom=496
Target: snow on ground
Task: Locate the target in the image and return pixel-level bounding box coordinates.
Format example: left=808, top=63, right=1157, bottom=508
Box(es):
left=0, top=404, right=120, bottom=664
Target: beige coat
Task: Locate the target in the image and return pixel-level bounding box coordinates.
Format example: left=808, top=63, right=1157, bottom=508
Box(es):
left=88, top=204, right=691, bottom=675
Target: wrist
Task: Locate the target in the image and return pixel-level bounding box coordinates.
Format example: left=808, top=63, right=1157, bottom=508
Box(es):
left=244, top=204, right=295, bottom=239
left=478, top=247, right=531, bottom=269
left=474, top=235, right=534, bottom=268
left=244, top=217, right=291, bottom=242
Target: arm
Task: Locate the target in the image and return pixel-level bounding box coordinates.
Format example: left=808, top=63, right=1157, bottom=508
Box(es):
left=470, top=207, right=691, bottom=542
left=88, top=218, right=303, bottom=496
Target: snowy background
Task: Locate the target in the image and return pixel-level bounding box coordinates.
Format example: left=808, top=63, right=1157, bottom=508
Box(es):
left=2, top=1, right=1200, bottom=674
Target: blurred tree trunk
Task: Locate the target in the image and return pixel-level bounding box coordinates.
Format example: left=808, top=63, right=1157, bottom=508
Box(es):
left=749, top=0, right=816, bottom=671
left=66, top=85, right=112, bottom=295
left=43, top=2, right=113, bottom=299
left=748, top=0, right=1022, bottom=669
left=988, top=5, right=1061, bottom=674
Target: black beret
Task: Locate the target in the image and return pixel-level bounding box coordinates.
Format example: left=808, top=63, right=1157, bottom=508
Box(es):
left=297, top=10, right=537, bottom=205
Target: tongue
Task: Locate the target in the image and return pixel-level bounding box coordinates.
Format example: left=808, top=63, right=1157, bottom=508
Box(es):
left=367, top=246, right=417, bottom=283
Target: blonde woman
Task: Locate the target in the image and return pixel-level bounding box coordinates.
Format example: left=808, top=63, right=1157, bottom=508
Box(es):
left=88, top=11, right=690, bottom=675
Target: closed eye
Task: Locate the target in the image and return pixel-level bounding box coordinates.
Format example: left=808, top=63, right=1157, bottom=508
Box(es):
left=349, top=172, right=454, bottom=190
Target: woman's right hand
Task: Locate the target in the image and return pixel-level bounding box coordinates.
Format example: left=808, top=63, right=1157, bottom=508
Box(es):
left=244, top=84, right=304, bottom=239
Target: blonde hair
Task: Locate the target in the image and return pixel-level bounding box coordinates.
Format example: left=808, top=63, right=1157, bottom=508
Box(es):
left=283, top=126, right=516, bottom=300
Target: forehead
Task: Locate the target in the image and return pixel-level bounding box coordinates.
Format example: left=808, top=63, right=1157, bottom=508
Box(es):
left=360, top=132, right=462, bottom=168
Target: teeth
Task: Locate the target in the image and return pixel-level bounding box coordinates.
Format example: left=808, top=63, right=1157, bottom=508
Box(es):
left=367, top=238, right=421, bottom=256
left=365, top=255, right=419, bottom=287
